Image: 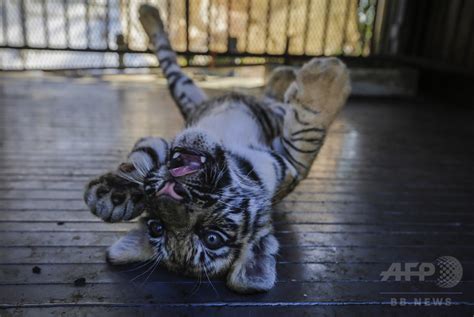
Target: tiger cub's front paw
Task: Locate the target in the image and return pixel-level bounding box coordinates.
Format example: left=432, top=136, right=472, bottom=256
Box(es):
left=84, top=173, right=145, bottom=222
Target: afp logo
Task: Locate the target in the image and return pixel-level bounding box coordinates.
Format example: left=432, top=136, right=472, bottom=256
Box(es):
left=380, top=256, right=463, bottom=288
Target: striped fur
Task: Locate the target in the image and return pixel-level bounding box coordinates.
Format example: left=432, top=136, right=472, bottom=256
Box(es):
left=84, top=4, right=350, bottom=294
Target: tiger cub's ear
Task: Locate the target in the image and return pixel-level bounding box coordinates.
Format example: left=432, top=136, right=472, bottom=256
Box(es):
left=226, top=233, right=279, bottom=293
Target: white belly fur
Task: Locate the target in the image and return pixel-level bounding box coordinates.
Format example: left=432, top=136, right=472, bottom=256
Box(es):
left=191, top=101, right=278, bottom=194
left=194, top=102, right=265, bottom=147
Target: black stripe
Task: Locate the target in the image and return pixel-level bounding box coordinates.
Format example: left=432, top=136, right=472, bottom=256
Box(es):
left=291, top=137, right=323, bottom=143
left=291, top=127, right=325, bottom=137
left=232, top=154, right=261, bottom=184
left=223, top=217, right=239, bottom=231
left=169, top=75, right=192, bottom=100
left=274, top=105, right=287, bottom=116
left=178, top=91, right=188, bottom=103
left=158, top=56, right=173, bottom=67
left=214, top=157, right=232, bottom=190
left=300, top=103, right=320, bottom=115
left=131, top=147, right=159, bottom=167
left=156, top=41, right=174, bottom=52
left=293, top=109, right=311, bottom=125
left=249, top=211, right=262, bottom=240
left=160, top=60, right=172, bottom=73
left=166, top=70, right=182, bottom=80
left=268, top=152, right=287, bottom=182
left=239, top=97, right=275, bottom=140
left=282, top=137, right=321, bottom=154
left=245, top=104, right=271, bottom=138
left=168, top=79, right=179, bottom=93
left=254, top=105, right=275, bottom=139
left=228, top=198, right=249, bottom=214
left=199, top=251, right=205, bottom=263
left=241, top=208, right=250, bottom=237
left=280, top=140, right=307, bottom=169
left=181, top=78, right=194, bottom=86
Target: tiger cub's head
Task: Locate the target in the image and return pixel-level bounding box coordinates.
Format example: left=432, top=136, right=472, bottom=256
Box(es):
left=140, top=128, right=279, bottom=293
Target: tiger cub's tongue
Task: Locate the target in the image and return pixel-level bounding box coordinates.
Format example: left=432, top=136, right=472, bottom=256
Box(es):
left=170, top=153, right=202, bottom=177
left=170, top=165, right=199, bottom=177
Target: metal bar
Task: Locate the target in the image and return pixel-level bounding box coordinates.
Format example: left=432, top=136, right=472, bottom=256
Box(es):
left=126, top=0, right=131, bottom=44
left=340, top=0, right=351, bottom=55
left=226, top=0, right=231, bottom=52
left=359, top=0, right=370, bottom=57
left=185, top=0, right=189, bottom=51
left=449, top=0, right=468, bottom=61
left=166, top=0, right=171, bottom=25
left=303, top=0, right=311, bottom=54
left=41, top=0, right=49, bottom=47
left=105, top=0, right=110, bottom=49
left=465, top=7, right=474, bottom=69
left=207, top=0, right=211, bottom=51
left=85, top=0, right=90, bottom=49
left=13, top=62, right=268, bottom=72
left=265, top=0, right=271, bottom=53
left=244, top=0, right=251, bottom=52
left=321, top=0, right=331, bottom=55
left=431, top=0, right=449, bottom=59
left=454, top=0, right=474, bottom=64
left=441, top=0, right=462, bottom=60
left=369, top=0, right=379, bottom=55
left=447, top=0, right=464, bottom=60
left=284, top=0, right=291, bottom=54
left=2, top=0, right=9, bottom=45
left=3, top=45, right=427, bottom=74
left=116, top=34, right=125, bottom=68
left=20, top=0, right=27, bottom=46
left=374, top=0, right=390, bottom=55
left=63, top=0, right=70, bottom=47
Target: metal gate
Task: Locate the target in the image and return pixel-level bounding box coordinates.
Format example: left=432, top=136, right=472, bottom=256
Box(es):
left=0, top=0, right=378, bottom=70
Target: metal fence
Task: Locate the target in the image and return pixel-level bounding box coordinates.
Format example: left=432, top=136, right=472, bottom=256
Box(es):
left=0, top=0, right=378, bottom=70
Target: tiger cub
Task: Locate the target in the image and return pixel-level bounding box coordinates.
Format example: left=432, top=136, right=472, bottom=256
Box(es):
left=84, top=4, right=350, bottom=293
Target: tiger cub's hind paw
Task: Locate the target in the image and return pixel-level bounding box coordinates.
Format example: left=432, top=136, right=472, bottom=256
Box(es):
left=286, top=57, right=351, bottom=128
left=84, top=173, right=145, bottom=222
left=264, top=66, right=297, bottom=102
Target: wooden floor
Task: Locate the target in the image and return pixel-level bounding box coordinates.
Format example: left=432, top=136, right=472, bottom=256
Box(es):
left=0, top=74, right=473, bottom=316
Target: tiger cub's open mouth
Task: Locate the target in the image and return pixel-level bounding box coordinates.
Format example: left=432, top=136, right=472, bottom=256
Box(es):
left=169, top=147, right=207, bottom=177
left=155, top=147, right=208, bottom=201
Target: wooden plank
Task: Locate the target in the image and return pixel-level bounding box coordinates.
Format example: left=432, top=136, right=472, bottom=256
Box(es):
left=3, top=245, right=474, bottom=265
left=3, top=209, right=474, bottom=225
left=2, top=198, right=473, bottom=216
left=1, top=167, right=473, bottom=182
left=0, top=179, right=470, bottom=192
left=1, top=261, right=473, bottom=290
left=0, top=282, right=472, bottom=305
left=2, top=221, right=473, bottom=234
left=2, top=231, right=474, bottom=248
left=1, top=306, right=472, bottom=317
left=4, top=262, right=450, bottom=285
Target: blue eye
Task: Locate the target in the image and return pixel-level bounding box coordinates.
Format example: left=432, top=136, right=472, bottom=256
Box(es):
left=203, top=231, right=225, bottom=250
left=147, top=220, right=164, bottom=238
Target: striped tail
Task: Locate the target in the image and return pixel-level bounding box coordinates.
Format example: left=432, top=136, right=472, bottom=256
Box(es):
left=139, top=5, right=207, bottom=119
